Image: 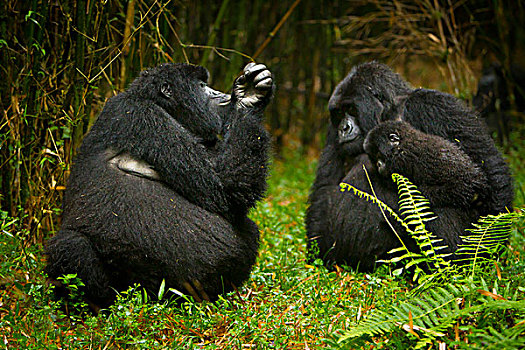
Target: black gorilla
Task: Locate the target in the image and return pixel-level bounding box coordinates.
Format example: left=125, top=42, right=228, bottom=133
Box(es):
left=363, top=120, right=488, bottom=256
left=306, top=61, right=513, bottom=271
left=473, top=63, right=525, bottom=144
left=45, top=62, right=274, bottom=307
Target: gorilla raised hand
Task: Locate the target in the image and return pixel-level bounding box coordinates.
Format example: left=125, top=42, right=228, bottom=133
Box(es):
left=306, top=62, right=513, bottom=271
left=45, top=62, right=273, bottom=308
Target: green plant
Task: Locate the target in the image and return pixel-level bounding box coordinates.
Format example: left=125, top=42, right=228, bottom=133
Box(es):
left=336, top=171, right=525, bottom=347
left=336, top=281, right=525, bottom=349
left=340, top=171, right=523, bottom=279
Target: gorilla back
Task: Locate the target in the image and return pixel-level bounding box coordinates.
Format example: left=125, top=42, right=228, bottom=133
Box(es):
left=45, top=62, right=274, bottom=307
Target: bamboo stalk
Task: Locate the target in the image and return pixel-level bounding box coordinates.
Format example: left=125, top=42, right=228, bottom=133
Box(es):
left=200, top=0, right=230, bottom=66
left=119, top=0, right=136, bottom=90
left=252, top=0, right=302, bottom=59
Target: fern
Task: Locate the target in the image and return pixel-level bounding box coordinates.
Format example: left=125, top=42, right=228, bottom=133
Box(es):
left=340, top=172, right=452, bottom=274
left=455, top=210, right=524, bottom=274
left=339, top=181, right=408, bottom=232
left=337, top=283, right=525, bottom=348
left=337, top=170, right=525, bottom=348
left=465, top=322, right=525, bottom=349
left=392, top=173, right=437, bottom=229
left=338, top=285, right=466, bottom=340
left=340, top=172, right=523, bottom=275
left=391, top=173, right=454, bottom=271
left=340, top=180, right=416, bottom=262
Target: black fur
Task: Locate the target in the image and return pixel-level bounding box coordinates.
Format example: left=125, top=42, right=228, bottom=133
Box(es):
left=45, top=62, right=274, bottom=307
left=306, top=61, right=513, bottom=271
left=363, top=120, right=488, bottom=255
left=473, top=63, right=525, bottom=144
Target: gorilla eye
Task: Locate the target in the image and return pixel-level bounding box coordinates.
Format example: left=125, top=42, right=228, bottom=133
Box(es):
left=161, top=83, right=173, bottom=98
left=388, top=133, right=400, bottom=143
left=346, top=105, right=358, bottom=117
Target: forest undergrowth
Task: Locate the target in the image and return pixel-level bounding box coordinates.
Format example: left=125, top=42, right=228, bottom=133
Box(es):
left=0, top=127, right=524, bottom=349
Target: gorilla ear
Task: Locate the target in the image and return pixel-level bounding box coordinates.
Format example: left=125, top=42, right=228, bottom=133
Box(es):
left=161, top=83, right=173, bottom=98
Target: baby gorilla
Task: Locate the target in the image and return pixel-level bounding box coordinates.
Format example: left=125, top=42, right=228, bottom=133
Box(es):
left=364, top=120, right=488, bottom=255
left=45, top=62, right=273, bottom=310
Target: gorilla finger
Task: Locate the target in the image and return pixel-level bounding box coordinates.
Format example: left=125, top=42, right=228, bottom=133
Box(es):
left=192, top=279, right=211, bottom=302
left=244, top=64, right=267, bottom=78
left=239, top=95, right=260, bottom=108
left=255, top=76, right=273, bottom=90
left=244, top=62, right=257, bottom=71
left=254, top=69, right=271, bottom=82
left=182, top=281, right=202, bottom=302
left=254, top=70, right=272, bottom=83
left=236, top=74, right=247, bottom=85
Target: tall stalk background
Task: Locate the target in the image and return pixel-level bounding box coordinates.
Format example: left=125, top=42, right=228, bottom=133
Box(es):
left=0, top=0, right=523, bottom=242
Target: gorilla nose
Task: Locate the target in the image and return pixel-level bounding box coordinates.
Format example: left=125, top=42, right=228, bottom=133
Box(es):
left=338, top=118, right=353, bottom=138
left=337, top=113, right=361, bottom=143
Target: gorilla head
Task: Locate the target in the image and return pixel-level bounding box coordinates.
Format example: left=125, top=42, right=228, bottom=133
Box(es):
left=328, top=62, right=412, bottom=156
left=363, top=120, right=483, bottom=186
left=127, top=63, right=230, bottom=144
left=363, top=120, right=405, bottom=177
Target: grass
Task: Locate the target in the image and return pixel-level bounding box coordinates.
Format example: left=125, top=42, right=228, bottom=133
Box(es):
left=0, top=129, right=524, bottom=349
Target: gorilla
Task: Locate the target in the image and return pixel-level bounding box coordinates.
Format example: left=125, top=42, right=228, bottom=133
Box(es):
left=363, top=120, right=488, bottom=256
left=473, top=63, right=525, bottom=144
left=45, top=62, right=274, bottom=308
left=306, top=61, right=513, bottom=271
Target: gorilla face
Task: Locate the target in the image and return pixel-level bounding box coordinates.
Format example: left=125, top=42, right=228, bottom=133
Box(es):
left=363, top=121, right=405, bottom=176
left=337, top=112, right=361, bottom=144
left=327, top=62, right=411, bottom=157
left=129, top=63, right=226, bottom=144
left=328, top=79, right=386, bottom=157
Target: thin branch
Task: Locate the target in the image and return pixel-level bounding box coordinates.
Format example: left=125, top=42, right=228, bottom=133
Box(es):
left=252, top=0, right=302, bottom=59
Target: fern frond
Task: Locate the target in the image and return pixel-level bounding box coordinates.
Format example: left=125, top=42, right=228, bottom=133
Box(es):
left=340, top=175, right=421, bottom=264
left=337, top=285, right=470, bottom=344
left=339, top=182, right=409, bottom=232
left=337, top=283, right=525, bottom=346
left=340, top=172, right=452, bottom=271
left=392, top=173, right=437, bottom=227
left=467, top=323, right=525, bottom=350
left=456, top=210, right=525, bottom=273
left=391, top=173, right=452, bottom=269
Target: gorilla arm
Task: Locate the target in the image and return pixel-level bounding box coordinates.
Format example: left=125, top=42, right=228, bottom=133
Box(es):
left=214, top=63, right=274, bottom=216
left=214, top=109, right=270, bottom=216
left=105, top=103, right=231, bottom=218
left=102, top=62, right=274, bottom=220
left=305, top=125, right=347, bottom=251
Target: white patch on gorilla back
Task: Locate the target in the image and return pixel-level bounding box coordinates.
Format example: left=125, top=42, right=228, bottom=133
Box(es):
left=107, top=150, right=160, bottom=180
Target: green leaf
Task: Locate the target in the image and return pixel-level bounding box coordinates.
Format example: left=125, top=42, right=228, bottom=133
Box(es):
left=158, top=279, right=166, bottom=300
